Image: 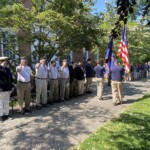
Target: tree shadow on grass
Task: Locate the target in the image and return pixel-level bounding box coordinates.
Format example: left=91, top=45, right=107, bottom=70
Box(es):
left=107, top=112, right=150, bottom=150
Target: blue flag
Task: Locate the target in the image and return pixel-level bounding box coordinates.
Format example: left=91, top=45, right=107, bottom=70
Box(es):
left=105, top=37, right=114, bottom=75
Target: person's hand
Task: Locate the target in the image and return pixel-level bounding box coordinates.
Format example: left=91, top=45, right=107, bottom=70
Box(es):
left=20, top=62, right=23, bottom=66
left=1, top=61, right=7, bottom=67
left=39, top=60, right=43, bottom=64
left=63, top=62, right=67, bottom=67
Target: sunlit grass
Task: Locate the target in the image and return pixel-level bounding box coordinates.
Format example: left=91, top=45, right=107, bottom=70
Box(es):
left=77, top=94, right=150, bottom=150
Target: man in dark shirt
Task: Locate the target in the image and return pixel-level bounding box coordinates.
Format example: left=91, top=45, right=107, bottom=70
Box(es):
left=0, top=57, right=14, bottom=122
left=110, top=60, right=124, bottom=106
left=85, top=58, right=93, bottom=94
left=68, top=62, right=76, bottom=98
left=94, top=60, right=105, bottom=100
left=75, top=62, right=85, bottom=96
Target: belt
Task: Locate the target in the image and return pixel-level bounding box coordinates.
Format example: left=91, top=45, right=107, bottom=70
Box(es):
left=112, top=80, right=121, bottom=82
left=50, top=78, right=58, bottom=80
left=36, top=77, right=47, bottom=80
left=18, top=81, right=30, bottom=84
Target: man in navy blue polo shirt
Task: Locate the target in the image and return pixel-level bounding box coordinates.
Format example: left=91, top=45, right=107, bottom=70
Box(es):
left=85, top=58, right=94, bottom=94
left=94, top=60, right=105, bottom=100
left=110, top=60, right=124, bottom=106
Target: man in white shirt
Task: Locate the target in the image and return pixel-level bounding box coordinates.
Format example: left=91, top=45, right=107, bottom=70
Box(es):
left=49, top=60, right=59, bottom=103
left=16, top=56, right=32, bottom=115
left=35, top=57, right=48, bottom=108
left=59, top=59, right=70, bottom=101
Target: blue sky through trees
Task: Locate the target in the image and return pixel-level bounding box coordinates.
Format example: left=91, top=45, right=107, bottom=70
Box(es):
left=93, top=0, right=113, bottom=13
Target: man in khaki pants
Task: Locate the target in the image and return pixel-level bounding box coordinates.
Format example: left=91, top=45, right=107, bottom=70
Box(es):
left=110, top=61, right=124, bottom=106
left=94, top=60, right=105, bottom=100
left=16, top=57, right=32, bottom=115
left=35, top=57, right=48, bottom=109
left=59, top=59, right=70, bottom=101
left=49, top=60, right=59, bottom=103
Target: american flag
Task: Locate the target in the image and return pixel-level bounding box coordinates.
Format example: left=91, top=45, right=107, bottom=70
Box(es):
left=118, top=25, right=130, bottom=73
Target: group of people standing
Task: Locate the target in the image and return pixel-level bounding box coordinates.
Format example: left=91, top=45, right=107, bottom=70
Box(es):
left=130, top=62, right=150, bottom=81
left=0, top=56, right=94, bottom=121
left=0, top=55, right=125, bottom=122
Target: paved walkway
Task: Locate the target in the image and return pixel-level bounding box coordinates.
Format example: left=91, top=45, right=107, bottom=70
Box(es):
left=0, top=78, right=150, bottom=150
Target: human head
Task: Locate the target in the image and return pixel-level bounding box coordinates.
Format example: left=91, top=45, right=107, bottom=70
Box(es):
left=62, top=59, right=67, bottom=66
left=87, top=58, right=92, bottom=64
left=114, top=60, right=119, bottom=66
left=20, top=56, right=28, bottom=66
left=51, top=60, right=56, bottom=67
left=39, top=57, right=46, bottom=65
left=96, top=59, right=103, bottom=66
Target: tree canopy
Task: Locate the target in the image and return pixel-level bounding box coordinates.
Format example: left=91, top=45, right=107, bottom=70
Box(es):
left=0, top=0, right=150, bottom=63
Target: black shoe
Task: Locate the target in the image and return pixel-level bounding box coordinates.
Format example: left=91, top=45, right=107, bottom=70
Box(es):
left=65, top=98, right=69, bottom=101
left=42, top=104, right=49, bottom=107
left=0, top=116, right=5, bottom=122
left=113, top=102, right=121, bottom=106
left=86, top=91, right=91, bottom=94
left=19, top=110, right=25, bottom=115
left=25, top=109, right=32, bottom=113
left=35, top=105, right=41, bottom=110
left=49, top=102, right=53, bottom=105
left=47, top=101, right=53, bottom=105
left=4, top=115, right=9, bottom=120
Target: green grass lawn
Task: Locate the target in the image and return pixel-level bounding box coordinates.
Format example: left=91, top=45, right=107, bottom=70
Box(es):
left=77, top=94, right=150, bottom=150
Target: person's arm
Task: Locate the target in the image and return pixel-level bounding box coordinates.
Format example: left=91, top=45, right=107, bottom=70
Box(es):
left=16, top=63, right=23, bottom=72
left=60, top=65, right=65, bottom=72
left=35, top=63, right=41, bottom=69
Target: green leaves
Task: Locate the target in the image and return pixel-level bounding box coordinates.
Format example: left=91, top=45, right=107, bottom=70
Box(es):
left=0, top=0, right=101, bottom=59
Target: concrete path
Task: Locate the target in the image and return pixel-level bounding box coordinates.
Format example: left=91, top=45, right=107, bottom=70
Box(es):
left=0, top=78, right=150, bottom=150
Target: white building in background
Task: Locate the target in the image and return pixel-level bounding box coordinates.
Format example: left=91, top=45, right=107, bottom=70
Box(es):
left=0, top=28, right=18, bottom=60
